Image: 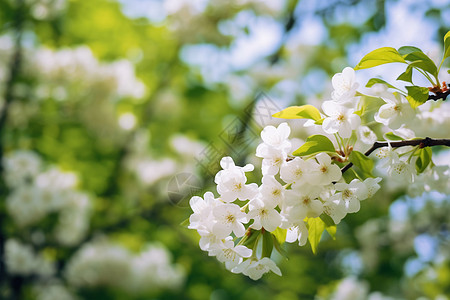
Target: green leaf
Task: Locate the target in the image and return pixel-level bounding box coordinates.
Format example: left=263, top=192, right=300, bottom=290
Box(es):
left=384, top=132, right=404, bottom=141
left=262, top=230, right=274, bottom=258
left=349, top=150, right=374, bottom=177
left=272, top=227, right=287, bottom=245
left=320, top=214, right=337, bottom=240
left=396, top=65, right=413, bottom=83
left=404, top=52, right=438, bottom=77
left=406, top=86, right=429, bottom=108
left=415, top=147, right=432, bottom=173
left=444, top=31, right=450, bottom=61
left=292, top=135, right=335, bottom=157
left=180, top=218, right=190, bottom=228
left=365, top=78, right=396, bottom=89
left=354, top=47, right=406, bottom=70
left=272, top=105, right=322, bottom=121
left=272, top=235, right=288, bottom=259
left=342, top=167, right=359, bottom=183
left=398, top=46, right=423, bottom=56
left=307, top=217, right=326, bottom=255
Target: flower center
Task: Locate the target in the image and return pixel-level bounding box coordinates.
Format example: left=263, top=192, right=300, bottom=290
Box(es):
left=302, top=196, right=310, bottom=205
left=320, top=165, right=328, bottom=173
left=226, top=214, right=236, bottom=223
left=393, top=104, right=401, bottom=112
left=343, top=189, right=353, bottom=199
left=233, top=182, right=242, bottom=191
left=272, top=189, right=281, bottom=197
left=222, top=248, right=236, bottom=261
left=337, top=114, right=345, bottom=122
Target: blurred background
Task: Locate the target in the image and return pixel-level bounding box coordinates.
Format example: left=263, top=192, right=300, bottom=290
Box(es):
left=0, top=0, right=449, bottom=299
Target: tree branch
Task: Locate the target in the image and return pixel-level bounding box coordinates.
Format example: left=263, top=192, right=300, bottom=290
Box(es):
left=428, top=88, right=450, bottom=101
left=341, top=137, right=450, bottom=174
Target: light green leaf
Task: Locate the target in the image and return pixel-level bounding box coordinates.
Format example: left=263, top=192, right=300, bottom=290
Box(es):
left=272, top=105, right=322, bottom=121
left=396, top=65, right=413, bottom=83
left=349, top=150, right=374, bottom=177
left=384, top=132, right=404, bottom=141
left=415, top=147, right=432, bottom=174
left=292, top=135, right=335, bottom=157
left=307, top=217, right=326, bottom=255
left=365, top=78, right=396, bottom=89
left=354, top=47, right=406, bottom=70
left=320, top=214, right=337, bottom=240
left=406, top=86, right=429, bottom=108
left=272, top=227, right=287, bottom=245
left=444, top=31, right=450, bottom=61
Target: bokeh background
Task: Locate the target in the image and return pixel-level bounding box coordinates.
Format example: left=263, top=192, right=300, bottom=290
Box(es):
left=0, top=0, right=449, bottom=299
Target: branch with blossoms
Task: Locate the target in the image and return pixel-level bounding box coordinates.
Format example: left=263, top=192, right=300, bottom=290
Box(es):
left=341, top=137, right=450, bottom=174
left=186, top=31, right=450, bottom=281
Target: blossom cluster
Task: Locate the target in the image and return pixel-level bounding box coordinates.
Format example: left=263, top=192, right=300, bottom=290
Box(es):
left=189, top=117, right=381, bottom=280
left=188, top=61, right=450, bottom=279
left=65, top=239, right=185, bottom=293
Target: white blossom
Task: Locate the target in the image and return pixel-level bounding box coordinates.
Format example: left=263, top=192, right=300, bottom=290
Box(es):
left=331, top=67, right=359, bottom=103
left=215, top=157, right=258, bottom=202
left=322, top=101, right=361, bottom=138
left=208, top=238, right=252, bottom=270
left=259, top=175, right=285, bottom=207
left=308, top=153, right=342, bottom=185
left=374, top=93, right=415, bottom=130
left=212, top=203, right=248, bottom=238
left=232, top=257, right=282, bottom=280
left=357, top=126, right=377, bottom=145
left=248, top=198, right=281, bottom=232
left=279, top=157, right=312, bottom=185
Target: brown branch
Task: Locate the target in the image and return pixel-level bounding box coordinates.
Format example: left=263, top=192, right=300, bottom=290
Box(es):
left=428, top=89, right=450, bottom=101
left=341, top=137, right=450, bottom=174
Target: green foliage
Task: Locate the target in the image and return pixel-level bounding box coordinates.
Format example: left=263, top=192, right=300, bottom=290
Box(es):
left=349, top=150, right=374, bottom=178
left=443, top=30, right=450, bottom=61
left=365, top=78, right=397, bottom=89
left=415, top=147, right=432, bottom=173
left=384, top=132, right=404, bottom=141
left=292, top=135, right=335, bottom=157
left=306, top=217, right=326, bottom=255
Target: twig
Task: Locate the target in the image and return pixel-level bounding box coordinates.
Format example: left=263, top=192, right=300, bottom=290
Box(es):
left=341, top=137, right=450, bottom=174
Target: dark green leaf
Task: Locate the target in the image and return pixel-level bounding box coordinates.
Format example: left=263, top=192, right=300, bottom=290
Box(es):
left=398, top=46, right=423, bottom=56
left=262, top=230, right=274, bottom=258
left=404, top=52, right=438, bottom=77
left=292, top=135, right=335, bottom=157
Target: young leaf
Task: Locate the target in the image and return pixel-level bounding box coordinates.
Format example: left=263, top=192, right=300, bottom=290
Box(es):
left=354, top=47, right=406, bottom=70
left=307, top=217, right=326, bottom=255
left=415, top=147, right=432, bottom=173
left=384, top=132, right=404, bottom=141
left=272, top=105, right=322, bottom=121
left=292, top=135, right=335, bottom=157
left=320, top=214, right=337, bottom=240
left=349, top=150, right=374, bottom=177
left=365, top=78, right=396, bottom=89
left=272, top=227, right=287, bottom=245
left=396, top=65, right=413, bottom=83
left=444, top=31, right=450, bottom=61
left=406, top=86, right=429, bottom=108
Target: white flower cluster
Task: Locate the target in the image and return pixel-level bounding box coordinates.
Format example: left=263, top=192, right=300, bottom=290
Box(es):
left=3, top=150, right=90, bottom=246
left=65, top=240, right=184, bottom=293
left=188, top=121, right=381, bottom=280
left=29, top=46, right=145, bottom=101
left=5, top=238, right=55, bottom=277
